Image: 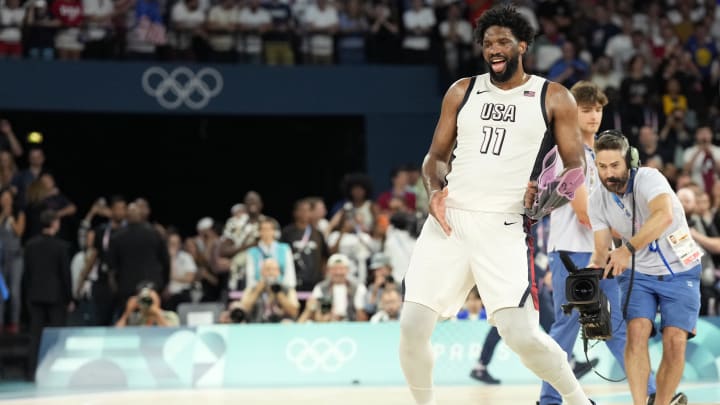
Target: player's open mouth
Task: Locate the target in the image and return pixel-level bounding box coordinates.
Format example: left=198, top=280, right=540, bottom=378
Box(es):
left=490, top=58, right=507, bottom=72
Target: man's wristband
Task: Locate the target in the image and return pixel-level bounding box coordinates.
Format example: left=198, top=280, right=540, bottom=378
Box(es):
left=624, top=241, right=636, bottom=255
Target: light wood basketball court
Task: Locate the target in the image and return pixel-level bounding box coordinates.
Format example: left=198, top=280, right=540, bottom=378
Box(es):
left=1, top=383, right=718, bottom=404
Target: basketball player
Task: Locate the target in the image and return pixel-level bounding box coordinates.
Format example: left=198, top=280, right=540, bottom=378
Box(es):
left=589, top=132, right=698, bottom=405
left=398, top=5, right=592, bottom=405
left=538, top=81, right=657, bottom=405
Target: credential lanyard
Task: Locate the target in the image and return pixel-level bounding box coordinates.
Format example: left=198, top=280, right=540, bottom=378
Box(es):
left=648, top=241, right=676, bottom=280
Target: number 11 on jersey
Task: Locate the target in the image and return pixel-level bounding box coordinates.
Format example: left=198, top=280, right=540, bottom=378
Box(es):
left=480, top=126, right=506, bottom=155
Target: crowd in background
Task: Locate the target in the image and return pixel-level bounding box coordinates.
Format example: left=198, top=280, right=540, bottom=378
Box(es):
left=1, top=0, right=720, bottom=381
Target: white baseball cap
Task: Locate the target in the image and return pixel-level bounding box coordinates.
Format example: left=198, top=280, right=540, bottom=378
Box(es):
left=196, top=217, right=214, bottom=232
left=327, top=253, right=352, bottom=268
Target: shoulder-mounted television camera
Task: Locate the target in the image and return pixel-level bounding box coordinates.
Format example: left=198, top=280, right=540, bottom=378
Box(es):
left=559, top=251, right=613, bottom=341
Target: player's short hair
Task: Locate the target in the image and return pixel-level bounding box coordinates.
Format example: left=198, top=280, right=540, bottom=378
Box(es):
left=570, top=81, right=608, bottom=107
left=474, top=5, right=535, bottom=47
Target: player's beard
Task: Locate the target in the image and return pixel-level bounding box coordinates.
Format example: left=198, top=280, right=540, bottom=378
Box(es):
left=602, top=171, right=630, bottom=194
left=486, top=49, right=520, bottom=83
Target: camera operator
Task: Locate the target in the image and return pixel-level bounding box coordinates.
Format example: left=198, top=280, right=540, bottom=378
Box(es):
left=587, top=132, right=701, bottom=405
left=239, top=257, right=299, bottom=323
left=115, top=282, right=179, bottom=327
left=538, top=82, right=656, bottom=405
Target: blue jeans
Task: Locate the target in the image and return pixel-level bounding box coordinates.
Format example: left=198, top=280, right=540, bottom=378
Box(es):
left=539, top=251, right=656, bottom=405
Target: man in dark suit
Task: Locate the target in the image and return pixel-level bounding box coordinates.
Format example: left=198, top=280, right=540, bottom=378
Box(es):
left=108, top=202, right=170, bottom=317
left=22, top=209, right=73, bottom=380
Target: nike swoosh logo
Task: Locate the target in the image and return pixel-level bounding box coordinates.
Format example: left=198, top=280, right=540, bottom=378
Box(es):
left=503, top=221, right=517, bottom=226
left=476, top=90, right=489, bottom=94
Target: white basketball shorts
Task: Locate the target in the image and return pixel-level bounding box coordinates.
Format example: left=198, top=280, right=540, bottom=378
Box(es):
left=403, top=208, right=539, bottom=324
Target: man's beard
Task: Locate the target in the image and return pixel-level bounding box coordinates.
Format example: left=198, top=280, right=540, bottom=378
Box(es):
left=602, top=173, right=629, bottom=194
left=486, top=52, right=520, bottom=83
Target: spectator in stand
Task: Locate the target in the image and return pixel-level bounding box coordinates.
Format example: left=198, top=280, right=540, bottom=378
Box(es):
left=383, top=211, right=417, bottom=282
left=0, top=0, right=26, bottom=59
left=637, top=125, right=674, bottom=171
left=169, top=0, right=208, bottom=61
left=326, top=209, right=374, bottom=285
left=0, top=187, right=24, bottom=334
left=307, top=196, right=330, bottom=238
left=401, top=0, right=436, bottom=65
left=0, top=119, right=22, bottom=158
left=531, top=16, right=564, bottom=76
left=370, top=286, right=402, bottom=323
left=220, top=191, right=277, bottom=292
left=661, top=77, right=688, bottom=121
left=683, top=126, right=720, bottom=196
left=81, top=0, right=117, bottom=59
left=0, top=151, right=22, bottom=200
left=236, top=0, right=272, bottom=64
left=330, top=172, right=375, bottom=234
left=336, top=0, right=368, bottom=65
left=303, top=0, right=339, bottom=64
left=619, top=54, right=658, bottom=139
left=39, top=172, right=77, bottom=242
left=17, top=147, right=45, bottom=201
left=376, top=165, right=416, bottom=214
left=206, top=0, right=238, bottom=62
left=125, top=0, right=166, bottom=61
left=547, top=40, right=589, bottom=90
left=263, top=0, right=295, bottom=65
left=185, top=220, right=222, bottom=303
left=163, top=228, right=197, bottom=311
left=366, top=0, right=400, bottom=64
left=439, top=2, right=473, bottom=80
left=604, top=15, right=634, bottom=74
left=52, top=0, right=84, bottom=60
left=23, top=0, right=59, bottom=60
left=75, top=195, right=126, bottom=325
left=590, top=55, right=623, bottom=92
left=281, top=197, right=328, bottom=293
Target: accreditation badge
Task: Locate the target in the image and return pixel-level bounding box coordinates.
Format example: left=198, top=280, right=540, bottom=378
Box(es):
left=666, top=229, right=703, bottom=268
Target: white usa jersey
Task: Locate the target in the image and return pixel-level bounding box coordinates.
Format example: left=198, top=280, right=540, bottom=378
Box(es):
left=548, top=145, right=599, bottom=252
left=446, top=73, right=551, bottom=214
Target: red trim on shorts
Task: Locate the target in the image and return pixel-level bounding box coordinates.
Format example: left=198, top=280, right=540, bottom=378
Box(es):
left=524, top=217, right=540, bottom=310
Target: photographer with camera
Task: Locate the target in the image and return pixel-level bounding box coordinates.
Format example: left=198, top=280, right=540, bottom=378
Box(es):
left=238, top=257, right=299, bottom=323
left=588, top=132, right=701, bottom=405
left=115, top=282, right=179, bottom=327
left=363, top=253, right=399, bottom=316
left=298, top=253, right=367, bottom=323
left=538, top=82, right=657, bottom=405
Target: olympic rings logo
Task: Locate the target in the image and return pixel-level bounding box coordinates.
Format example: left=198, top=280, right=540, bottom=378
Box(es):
left=142, top=66, right=223, bottom=110
left=285, top=337, right=357, bottom=372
